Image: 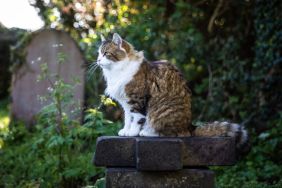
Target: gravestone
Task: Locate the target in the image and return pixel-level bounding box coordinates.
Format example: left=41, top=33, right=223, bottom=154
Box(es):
left=94, top=136, right=237, bottom=188
left=11, top=29, right=85, bottom=125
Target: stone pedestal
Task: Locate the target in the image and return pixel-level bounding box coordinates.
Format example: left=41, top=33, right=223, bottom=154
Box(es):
left=106, top=168, right=214, bottom=188
left=93, top=136, right=236, bottom=188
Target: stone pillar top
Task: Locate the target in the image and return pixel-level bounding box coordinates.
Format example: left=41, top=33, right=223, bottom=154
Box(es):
left=93, top=136, right=236, bottom=171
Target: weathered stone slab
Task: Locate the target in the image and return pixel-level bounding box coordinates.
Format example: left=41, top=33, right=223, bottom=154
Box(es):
left=11, top=29, right=85, bottom=125
left=93, top=136, right=236, bottom=170
left=136, top=138, right=183, bottom=171
left=106, top=168, right=214, bottom=188
left=182, top=137, right=236, bottom=166
left=93, top=137, right=136, bottom=167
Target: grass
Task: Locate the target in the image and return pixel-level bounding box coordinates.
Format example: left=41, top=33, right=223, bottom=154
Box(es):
left=0, top=98, right=10, bottom=149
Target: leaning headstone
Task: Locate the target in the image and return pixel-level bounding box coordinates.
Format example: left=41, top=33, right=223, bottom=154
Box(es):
left=11, top=29, right=85, bottom=125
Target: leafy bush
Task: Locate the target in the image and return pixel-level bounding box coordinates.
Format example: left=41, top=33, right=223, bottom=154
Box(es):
left=214, top=112, right=282, bottom=187
left=0, top=112, right=116, bottom=187
left=0, top=99, right=10, bottom=149
left=0, top=54, right=119, bottom=187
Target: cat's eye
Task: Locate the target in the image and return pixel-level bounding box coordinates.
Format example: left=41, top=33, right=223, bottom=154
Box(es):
left=104, top=52, right=110, bottom=56
left=103, top=51, right=118, bottom=61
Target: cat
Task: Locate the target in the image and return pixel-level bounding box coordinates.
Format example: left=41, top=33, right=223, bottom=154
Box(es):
left=96, top=33, right=249, bottom=152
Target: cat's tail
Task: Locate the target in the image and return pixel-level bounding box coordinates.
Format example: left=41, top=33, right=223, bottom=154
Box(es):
left=193, top=121, right=250, bottom=157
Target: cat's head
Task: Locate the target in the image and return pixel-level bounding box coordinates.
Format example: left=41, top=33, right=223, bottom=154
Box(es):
left=97, top=33, right=142, bottom=69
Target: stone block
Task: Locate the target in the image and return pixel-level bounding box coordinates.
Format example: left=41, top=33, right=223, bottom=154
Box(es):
left=136, top=138, right=183, bottom=171
left=94, top=136, right=236, bottom=170
left=106, top=168, right=214, bottom=188
left=182, top=137, right=236, bottom=166
left=93, top=136, right=136, bottom=167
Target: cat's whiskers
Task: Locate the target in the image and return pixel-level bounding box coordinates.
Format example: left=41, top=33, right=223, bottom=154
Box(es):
left=86, top=61, right=100, bottom=80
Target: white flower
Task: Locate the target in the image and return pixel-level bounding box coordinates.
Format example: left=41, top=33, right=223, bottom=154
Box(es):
left=47, top=87, right=54, bottom=92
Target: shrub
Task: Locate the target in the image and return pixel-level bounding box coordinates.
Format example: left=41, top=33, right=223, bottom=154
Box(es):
left=0, top=54, right=120, bottom=187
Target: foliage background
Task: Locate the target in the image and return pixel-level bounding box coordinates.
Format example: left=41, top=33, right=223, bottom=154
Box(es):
left=0, top=0, right=281, bottom=187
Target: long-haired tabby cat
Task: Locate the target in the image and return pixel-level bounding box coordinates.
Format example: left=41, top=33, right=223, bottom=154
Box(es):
left=96, top=33, right=249, bottom=151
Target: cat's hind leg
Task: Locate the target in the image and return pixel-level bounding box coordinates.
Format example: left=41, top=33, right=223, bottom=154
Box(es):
left=139, top=118, right=159, bottom=137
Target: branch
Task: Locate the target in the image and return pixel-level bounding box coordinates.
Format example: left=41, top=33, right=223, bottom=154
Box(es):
left=208, top=0, right=224, bottom=33
left=195, top=0, right=208, bottom=6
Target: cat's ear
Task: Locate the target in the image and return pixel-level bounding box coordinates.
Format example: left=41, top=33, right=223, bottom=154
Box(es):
left=112, top=33, right=123, bottom=48
left=100, top=34, right=106, bottom=42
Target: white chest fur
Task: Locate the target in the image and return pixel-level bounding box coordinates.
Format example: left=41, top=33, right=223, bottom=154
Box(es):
left=102, top=59, right=142, bottom=103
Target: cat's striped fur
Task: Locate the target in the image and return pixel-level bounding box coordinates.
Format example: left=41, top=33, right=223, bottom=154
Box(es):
left=96, top=33, right=249, bottom=153
left=194, top=121, right=250, bottom=156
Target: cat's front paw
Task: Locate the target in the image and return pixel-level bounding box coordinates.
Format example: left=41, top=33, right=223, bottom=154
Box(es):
left=125, top=127, right=140, bottom=136
left=139, top=129, right=159, bottom=137
left=118, top=128, right=128, bottom=136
